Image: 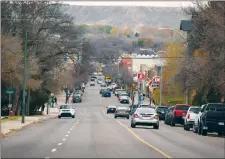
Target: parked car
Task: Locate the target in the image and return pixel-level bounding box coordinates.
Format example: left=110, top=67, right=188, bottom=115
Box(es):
left=164, top=106, right=173, bottom=125
left=193, top=103, right=225, bottom=136
left=58, top=105, right=75, bottom=118
left=183, top=106, right=200, bottom=131
left=106, top=105, right=117, bottom=114
left=90, top=81, right=95, bottom=86
left=99, top=89, right=105, bottom=94
left=155, top=106, right=169, bottom=120
left=164, top=104, right=192, bottom=126
left=100, top=83, right=107, bottom=87
left=102, top=90, right=111, bottom=97
left=131, top=107, right=159, bottom=129
left=72, top=94, right=82, bottom=103
left=114, top=106, right=130, bottom=119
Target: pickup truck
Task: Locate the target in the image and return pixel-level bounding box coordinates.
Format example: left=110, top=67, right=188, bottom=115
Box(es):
left=193, top=103, right=225, bottom=136
left=183, top=106, right=200, bottom=131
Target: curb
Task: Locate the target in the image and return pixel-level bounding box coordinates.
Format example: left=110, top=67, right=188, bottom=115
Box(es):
left=1, top=115, right=57, bottom=138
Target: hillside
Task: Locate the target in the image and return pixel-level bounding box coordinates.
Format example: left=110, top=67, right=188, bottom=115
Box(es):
left=65, top=6, right=190, bottom=29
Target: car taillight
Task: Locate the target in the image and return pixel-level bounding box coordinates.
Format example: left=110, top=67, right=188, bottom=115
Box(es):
left=187, top=113, right=190, bottom=119
left=173, top=110, right=176, bottom=116
left=133, top=114, right=139, bottom=118
left=154, top=115, right=159, bottom=119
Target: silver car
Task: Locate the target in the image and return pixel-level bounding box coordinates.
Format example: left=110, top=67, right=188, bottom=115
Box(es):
left=131, top=107, right=159, bottom=129
left=115, top=106, right=130, bottom=119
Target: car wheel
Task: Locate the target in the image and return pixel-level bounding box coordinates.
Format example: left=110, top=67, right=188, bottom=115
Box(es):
left=193, top=125, right=198, bottom=133
left=164, top=119, right=167, bottom=124
left=197, top=123, right=201, bottom=135
left=184, top=124, right=189, bottom=131
left=131, top=123, right=136, bottom=128
left=107, top=112, right=108, bottom=114
left=58, top=116, right=61, bottom=119
left=153, top=124, right=159, bottom=129
left=201, top=126, right=207, bottom=136
left=217, top=131, right=224, bottom=136
left=114, top=116, right=117, bottom=118
left=72, top=115, right=75, bottom=118
left=127, top=116, right=129, bottom=119
left=170, top=118, right=175, bottom=126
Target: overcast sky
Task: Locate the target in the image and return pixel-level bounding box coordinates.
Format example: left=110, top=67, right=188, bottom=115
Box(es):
left=62, top=1, right=195, bottom=7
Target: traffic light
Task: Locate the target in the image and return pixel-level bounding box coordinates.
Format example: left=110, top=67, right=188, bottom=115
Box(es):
left=132, top=83, right=136, bottom=90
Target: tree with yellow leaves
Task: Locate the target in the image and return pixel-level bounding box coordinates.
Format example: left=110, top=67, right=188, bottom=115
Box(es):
left=152, top=41, right=186, bottom=105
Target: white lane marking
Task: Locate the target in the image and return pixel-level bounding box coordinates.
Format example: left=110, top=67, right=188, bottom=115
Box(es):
left=58, top=143, right=62, bottom=146
left=62, top=138, right=66, bottom=141
left=68, top=131, right=71, bottom=134
left=70, top=128, right=73, bottom=131
left=51, top=148, right=57, bottom=152
left=65, top=135, right=68, bottom=137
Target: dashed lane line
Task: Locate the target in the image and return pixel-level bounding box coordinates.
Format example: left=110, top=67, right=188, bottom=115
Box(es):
left=51, top=148, right=57, bottom=152
left=58, top=143, right=62, bottom=146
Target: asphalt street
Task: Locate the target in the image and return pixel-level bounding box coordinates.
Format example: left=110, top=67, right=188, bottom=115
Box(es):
left=1, top=82, right=225, bottom=158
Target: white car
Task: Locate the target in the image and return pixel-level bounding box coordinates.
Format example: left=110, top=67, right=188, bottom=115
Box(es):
left=111, top=83, right=117, bottom=88
left=119, top=95, right=129, bottom=101
left=90, top=81, right=95, bottom=86
left=58, top=105, right=75, bottom=118
left=131, top=107, right=159, bottom=129
left=183, top=106, right=200, bottom=131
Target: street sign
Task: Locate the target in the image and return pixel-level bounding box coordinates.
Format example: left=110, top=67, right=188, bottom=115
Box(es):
left=6, top=90, right=14, bottom=94
left=138, top=72, right=144, bottom=82
left=105, top=76, right=112, bottom=80
left=97, top=69, right=103, bottom=72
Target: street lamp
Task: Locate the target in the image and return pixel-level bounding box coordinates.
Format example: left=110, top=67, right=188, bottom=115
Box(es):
left=158, top=27, right=189, bottom=104
left=158, top=28, right=187, bottom=43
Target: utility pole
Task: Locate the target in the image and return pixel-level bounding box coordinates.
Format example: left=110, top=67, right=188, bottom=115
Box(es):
left=22, top=30, right=28, bottom=123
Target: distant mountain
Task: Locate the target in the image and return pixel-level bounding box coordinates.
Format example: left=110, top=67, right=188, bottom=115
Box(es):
left=65, top=6, right=190, bottom=29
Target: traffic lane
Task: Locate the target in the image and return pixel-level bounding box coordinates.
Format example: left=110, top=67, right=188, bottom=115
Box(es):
left=49, top=106, right=167, bottom=158
left=1, top=106, right=86, bottom=158
left=116, top=118, right=225, bottom=158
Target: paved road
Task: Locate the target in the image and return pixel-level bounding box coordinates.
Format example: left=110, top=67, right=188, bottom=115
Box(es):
left=1, top=82, right=224, bottom=158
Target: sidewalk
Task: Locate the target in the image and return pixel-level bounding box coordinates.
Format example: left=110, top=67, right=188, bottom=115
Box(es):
left=1, top=91, right=69, bottom=137
left=131, top=93, right=152, bottom=105
left=1, top=113, right=57, bottom=137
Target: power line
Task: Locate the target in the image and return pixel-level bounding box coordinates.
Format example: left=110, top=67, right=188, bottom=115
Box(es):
left=88, top=57, right=188, bottom=59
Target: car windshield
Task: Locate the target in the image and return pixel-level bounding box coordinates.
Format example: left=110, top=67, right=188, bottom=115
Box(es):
left=137, top=108, right=156, bottom=114
left=176, top=105, right=190, bottom=110
left=60, top=105, right=72, bottom=109
left=156, top=107, right=168, bottom=112
left=206, top=104, right=225, bottom=111
left=189, top=107, right=200, bottom=113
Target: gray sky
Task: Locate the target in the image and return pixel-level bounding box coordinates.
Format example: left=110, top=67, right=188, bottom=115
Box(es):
left=63, top=1, right=195, bottom=7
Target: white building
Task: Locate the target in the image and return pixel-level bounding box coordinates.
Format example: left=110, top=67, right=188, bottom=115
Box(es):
left=131, top=53, right=162, bottom=74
